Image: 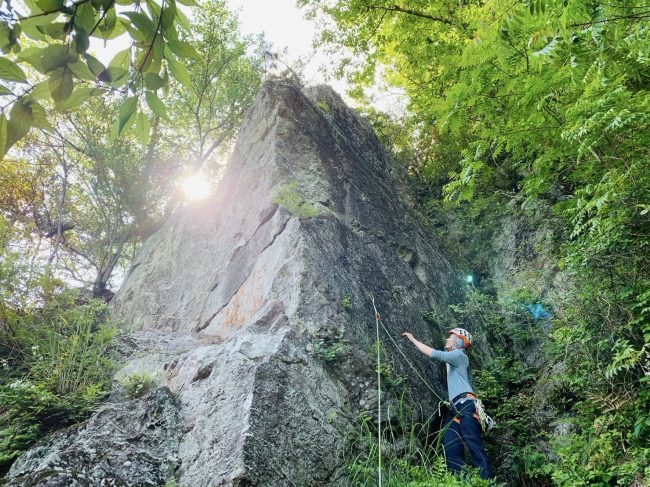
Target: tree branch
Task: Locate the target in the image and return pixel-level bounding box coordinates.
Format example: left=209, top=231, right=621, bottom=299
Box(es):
left=366, top=4, right=453, bottom=25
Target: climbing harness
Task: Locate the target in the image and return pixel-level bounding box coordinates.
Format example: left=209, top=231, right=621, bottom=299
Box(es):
left=452, top=392, right=496, bottom=432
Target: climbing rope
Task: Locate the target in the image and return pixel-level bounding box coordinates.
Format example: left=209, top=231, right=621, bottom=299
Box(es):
left=369, top=293, right=383, bottom=487
left=368, top=293, right=448, bottom=406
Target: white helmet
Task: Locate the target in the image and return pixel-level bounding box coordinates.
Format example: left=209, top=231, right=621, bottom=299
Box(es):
left=448, top=327, right=473, bottom=349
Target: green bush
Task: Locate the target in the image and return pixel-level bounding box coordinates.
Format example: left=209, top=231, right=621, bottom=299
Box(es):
left=0, top=290, right=118, bottom=473
left=120, top=372, right=158, bottom=399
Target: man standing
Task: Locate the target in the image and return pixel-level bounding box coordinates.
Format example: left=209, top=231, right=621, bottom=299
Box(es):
left=402, top=328, right=493, bottom=479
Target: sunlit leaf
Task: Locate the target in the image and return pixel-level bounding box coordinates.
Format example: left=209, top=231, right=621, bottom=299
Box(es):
left=74, top=3, right=98, bottom=32
left=144, top=72, right=164, bottom=90
left=167, top=39, right=198, bottom=58
left=122, top=11, right=157, bottom=37
left=49, top=66, right=74, bottom=102
left=68, top=59, right=95, bottom=80
left=0, top=58, right=28, bottom=83
left=135, top=111, right=150, bottom=145
left=144, top=90, right=167, bottom=118
left=6, top=99, right=33, bottom=151
left=166, top=54, right=193, bottom=90
left=109, top=48, right=130, bottom=69
left=116, top=95, right=138, bottom=136
left=35, top=0, right=63, bottom=11
left=0, top=114, right=7, bottom=159
left=56, top=86, right=96, bottom=110
left=84, top=53, right=105, bottom=77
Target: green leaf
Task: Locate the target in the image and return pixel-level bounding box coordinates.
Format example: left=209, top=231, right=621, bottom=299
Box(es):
left=35, top=0, right=63, bottom=11
left=40, top=44, right=76, bottom=73
left=57, top=86, right=96, bottom=110
left=174, top=7, right=191, bottom=31
left=0, top=22, right=14, bottom=53
left=74, top=3, right=98, bottom=32
left=6, top=99, right=33, bottom=151
left=74, top=28, right=90, bottom=53
left=19, top=13, right=59, bottom=41
left=135, top=111, right=150, bottom=145
left=95, top=17, right=128, bottom=40
left=36, top=21, right=70, bottom=40
left=109, top=48, right=130, bottom=69
left=107, top=66, right=129, bottom=87
left=28, top=80, right=51, bottom=100
left=0, top=113, right=7, bottom=159
left=116, top=95, right=138, bottom=136
left=145, top=0, right=162, bottom=21
left=176, top=0, right=197, bottom=6
left=0, top=85, right=13, bottom=96
left=68, top=59, right=95, bottom=80
left=167, top=38, right=198, bottom=58
left=84, top=53, right=105, bottom=76
left=145, top=35, right=164, bottom=74
left=144, top=72, right=164, bottom=90
left=17, top=46, right=45, bottom=71
left=122, top=11, right=157, bottom=37
left=144, top=90, right=167, bottom=118
left=48, top=66, right=74, bottom=102
left=30, top=101, right=49, bottom=129
left=165, top=55, right=193, bottom=90
left=0, top=58, right=28, bottom=83
left=161, top=0, right=177, bottom=28
left=135, top=45, right=156, bottom=73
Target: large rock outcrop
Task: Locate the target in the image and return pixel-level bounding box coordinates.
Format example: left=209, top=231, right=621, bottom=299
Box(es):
left=6, top=81, right=464, bottom=486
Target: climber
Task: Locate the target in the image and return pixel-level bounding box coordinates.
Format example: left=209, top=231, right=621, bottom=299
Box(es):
left=402, top=328, right=493, bottom=479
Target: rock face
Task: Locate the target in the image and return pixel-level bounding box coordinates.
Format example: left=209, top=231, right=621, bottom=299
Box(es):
left=6, top=81, right=464, bottom=486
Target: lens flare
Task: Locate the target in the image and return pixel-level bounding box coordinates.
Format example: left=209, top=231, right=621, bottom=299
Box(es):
left=182, top=175, right=210, bottom=201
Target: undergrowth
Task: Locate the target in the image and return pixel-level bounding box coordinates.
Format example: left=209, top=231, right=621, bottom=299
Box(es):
left=340, top=392, right=501, bottom=486
left=0, top=287, right=119, bottom=474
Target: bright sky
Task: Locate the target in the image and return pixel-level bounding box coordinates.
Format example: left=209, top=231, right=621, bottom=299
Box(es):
left=226, top=0, right=351, bottom=96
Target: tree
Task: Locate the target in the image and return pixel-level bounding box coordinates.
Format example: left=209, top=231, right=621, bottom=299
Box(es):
left=165, top=0, right=267, bottom=170
left=0, top=1, right=266, bottom=297
left=0, top=0, right=199, bottom=158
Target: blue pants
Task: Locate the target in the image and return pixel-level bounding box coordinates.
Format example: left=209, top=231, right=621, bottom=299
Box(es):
left=442, top=399, right=493, bottom=479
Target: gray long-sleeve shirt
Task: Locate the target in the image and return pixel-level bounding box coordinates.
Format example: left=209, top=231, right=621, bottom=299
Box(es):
left=430, top=349, right=474, bottom=401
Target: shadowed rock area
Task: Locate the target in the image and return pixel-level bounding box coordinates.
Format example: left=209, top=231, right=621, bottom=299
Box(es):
left=6, top=81, right=465, bottom=486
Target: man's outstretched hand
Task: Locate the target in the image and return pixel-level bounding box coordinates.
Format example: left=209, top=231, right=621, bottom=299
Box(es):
left=402, top=332, right=414, bottom=341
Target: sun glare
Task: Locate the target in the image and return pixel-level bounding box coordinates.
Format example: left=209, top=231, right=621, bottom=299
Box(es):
left=182, top=175, right=211, bottom=201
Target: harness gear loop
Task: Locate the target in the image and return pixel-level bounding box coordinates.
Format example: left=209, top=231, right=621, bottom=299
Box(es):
left=453, top=393, right=496, bottom=433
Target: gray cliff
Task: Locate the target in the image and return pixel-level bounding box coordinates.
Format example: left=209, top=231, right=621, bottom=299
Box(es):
left=6, top=81, right=464, bottom=486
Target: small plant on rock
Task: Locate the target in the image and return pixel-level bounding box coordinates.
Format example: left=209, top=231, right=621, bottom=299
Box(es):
left=120, top=372, right=158, bottom=399
left=314, top=326, right=347, bottom=363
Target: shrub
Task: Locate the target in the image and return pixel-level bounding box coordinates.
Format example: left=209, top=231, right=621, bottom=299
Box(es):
left=0, top=290, right=118, bottom=473
left=120, top=372, right=158, bottom=399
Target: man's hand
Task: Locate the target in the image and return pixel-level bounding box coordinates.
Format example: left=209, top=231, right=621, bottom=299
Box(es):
left=402, top=332, right=434, bottom=357
left=402, top=332, right=415, bottom=341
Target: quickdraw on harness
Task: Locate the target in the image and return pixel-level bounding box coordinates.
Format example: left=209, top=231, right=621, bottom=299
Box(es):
left=451, top=392, right=496, bottom=433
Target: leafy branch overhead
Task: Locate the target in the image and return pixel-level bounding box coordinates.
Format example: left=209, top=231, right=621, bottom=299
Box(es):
left=0, top=0, right=199, bottom=157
